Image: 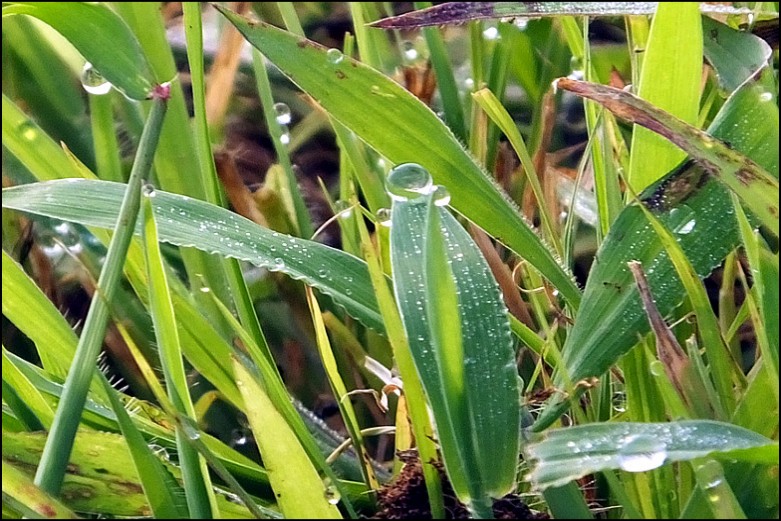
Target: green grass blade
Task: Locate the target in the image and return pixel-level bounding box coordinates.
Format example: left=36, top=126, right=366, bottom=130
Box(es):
left=141, top=195, right=216, bottom=518
left=2, top=347, right=54, bottom=430
left=389, top=165, right=520, bottom=502
left=526, top=420, right=775, bottom=490
left=32, top=96, right=167, bottom=495
left=215, top=6, right=581, bottom=308
left=2, top=179, right=383, bottom=333
left=88, top=93, right=124, bottom=183
left=2, top=2, right=154, bottom=100
left=627, top=2, right=702, bottom=192
left=231, top=358, right=342, bottom=519
left=702, top=17, right=773, bottom=94
left=555, top=78, right=779, bottom=236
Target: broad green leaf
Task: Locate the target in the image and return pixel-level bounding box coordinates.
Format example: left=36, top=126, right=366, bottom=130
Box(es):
left=702, top=17, right=774, bottom=94
left=1, top=2, right=154, bottom=100
left=628, top=2, right=701, bottom=192
left=389, top=165, right=520, bottom=502
left=525, top=420, right=775, bottom=490
left=1, top=179, right=383, bottom=333
left=370, top=2, right=770, bottom=29
left=1, top=461, right=79, bottom=519
left=232, top=358, right=342, bottom=519
left=215, top=6, right=581, bottom=308
left=534, top=69, right=779, bottom=430
left=555, top=77, right=779, bottom=236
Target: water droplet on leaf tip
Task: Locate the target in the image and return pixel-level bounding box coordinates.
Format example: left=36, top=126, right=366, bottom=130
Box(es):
left=81, top=62, right=112, bottom=95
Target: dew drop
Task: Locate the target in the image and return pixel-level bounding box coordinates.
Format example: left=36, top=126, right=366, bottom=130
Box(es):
left=273, top=102, right=292, bottom=125
left=386, top=163, right=433, bottom=201
left=568, top=56, right=584, bottom=81
left=401, top=40, right=418, bottom=61
left=482, top=26, right=499, bottom=41
left=612, top=391, right=627, bottom=413
left=142, top=184, right=157, bottom=197
left=649, top=360, right=666, bottom=377
left=200, top=286, right=211, bottom=293
left=318, top=269, right=328, bottom=278
left=464, top=77, right=475, bottom=90
left=514, top=18, right=529, bottom=30
left=81, top=62, right=112, bottom=95
left=676, top=219, right=696, bottom=235
left=759, top=91, right=773, bottom=102
left=322, top=478, right=341, bottom=505
left=616, top=435, right=667, bottom=472
left=326, top=48, right=344, bottom=64
left=181, top=419, right=201, bottom=440
left=18, top=121, right=37, bottom=141
left=273, top=258, right=285, bottom=269
left=376, top=207, right=392, bottom=227
left=433, top=185, right=451, bottom=206
left=334, top=200, right=353, bottom=219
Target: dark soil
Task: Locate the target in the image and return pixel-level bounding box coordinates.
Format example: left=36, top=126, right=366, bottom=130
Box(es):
left=372, top=450, right=548, bottom=519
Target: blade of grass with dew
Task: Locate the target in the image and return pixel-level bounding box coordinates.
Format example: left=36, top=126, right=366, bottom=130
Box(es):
left=97, top=372, right=189, bottom=519
left=1, top=2, right=154, bottom=100
left=306, top=287, right=379, bottom=488
left=231, top=357, right=342, bottom=519
left=702, top=17, right=773, bottom=94
left=630, top=197, right=741, bottom=415
left=353, top=194, right=445, bottom=517
left=525, top=420, right=775, bottom=490
left=31, top=95, right=167, bottom=496
left=555, top=78, right=778, bottom=235
left=215, top=6, right=582, bottom=308
left=2, top=461, right=80, bottom=519
left=141, top=194, right=217, bottom=518
left=389, top=167, right=520, bottom=507
left=533, top=68, right=779, bottom=430
left=627, top=2, right=702, bottom=192
left=369, top=2, right=771, bottom=29
left=2, top=179, right=385, bottom=333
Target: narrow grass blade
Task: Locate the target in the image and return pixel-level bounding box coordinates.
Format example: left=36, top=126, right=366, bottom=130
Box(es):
left=2, top=2, right=154, bottom=100
left=627, top=2, right=701, bottom=192
left=32, top=96, right=167, bottom=495
left=2, top=347, right=54, bottom=430
left=555, top=78, right=778, bottom=236
left=141, top=195, right=216, bottom=518
left=231, top=357, right=342, bottom=519
left=215, top=6, right=581, bottom=308
left=525, top=420, right=775, bottom=490
left=2, top=461, right=80, bottom=519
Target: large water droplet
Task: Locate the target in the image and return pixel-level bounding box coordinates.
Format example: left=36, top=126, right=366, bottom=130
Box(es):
left=334, top=200, right=353, bottom=219
left=326, top=48, right=344, bottom=64
left=142, top=184, right=157, bottom=197
left=616, top=435, right=667, bottom=472
left=676, top=219, right=696, bottom=235
left=322, top=478, right=341, bottom=505
left=81, top=62, right=112, bottom=95
left=401, top=40, right=418, bottom=62
left=376, top=207, right=392, bottom=227
left=18, top=121, right=37, bottom=141
left=759, top=91, right=773, bottom=102
left=386, top=163, right=433, bottom=201
left=433, top=185, right=451, bottom=206
left=273, top=102, right=292, bottom=125
left=279, top=124, right=290, bottom=145
left=612, top=391, right=627, bottom=413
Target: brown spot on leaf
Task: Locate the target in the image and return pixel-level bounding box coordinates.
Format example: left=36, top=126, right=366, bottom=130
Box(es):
left=736, top=168, right=758, bottom=186
left=335, top=70, right=346, bottom=79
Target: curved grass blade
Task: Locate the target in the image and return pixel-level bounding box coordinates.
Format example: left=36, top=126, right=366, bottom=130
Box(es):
left=389, top=166, right=520, bottom=505
left=525, top=420, right=775, bottom=490
left=534, top=68, right=779, bottom=430
left=2, top=2, right=154, bottom=100
left=555, top=78, right=778, bottom=236
left=1, top=179, right=383, bottom=333
left=215, top=6, right=581, bottom=308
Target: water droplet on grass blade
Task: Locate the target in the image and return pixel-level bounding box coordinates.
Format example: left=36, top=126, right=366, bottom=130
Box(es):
left=327, top=48, right=344, bottom=64
left=401, top=40, right=418, bottom=61
left=334, top=200, right=352, bottom=219
left=81, top=62, right=112, bottom=95
left=142, top=184, right=156, bottom=197
left=616, top=435, right=667, bottom=472
left=322, top=478, right=341, bottom=505
left=273, top=102, right=292, bottom=125
left=376, top=207, right=392, bottom=226
left=386, top=163, right=433, bottom=201
left=433, top=185, right=451, bottom=206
